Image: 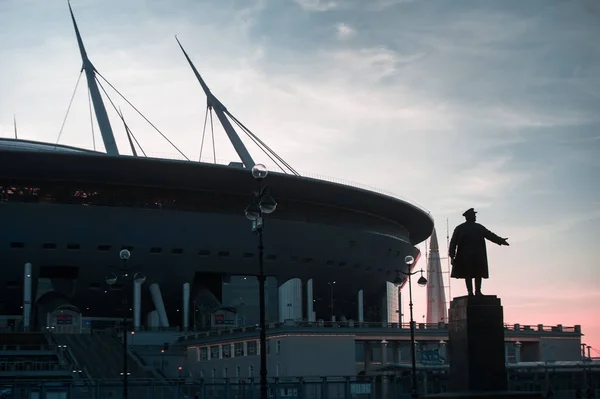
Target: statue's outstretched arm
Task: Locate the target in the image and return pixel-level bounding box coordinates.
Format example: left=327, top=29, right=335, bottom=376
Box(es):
left=484, top=228, right=509, bottom=246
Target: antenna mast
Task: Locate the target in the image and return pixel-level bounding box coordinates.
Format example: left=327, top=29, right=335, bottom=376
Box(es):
left=175, top=38, right=255, bottom=169
left=13, top=115, right=17, bottom=139
left=68, top=2, right=119, bottom=155
left=446, top=218, right=452, bottom=300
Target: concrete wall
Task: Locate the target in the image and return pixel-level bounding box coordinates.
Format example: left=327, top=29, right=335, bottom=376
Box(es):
left=275, top=335, right=355, bottom=377
left=278, top=279, right=302, bottom=322
left=539, top=337, right=581, bottom=361
left=186, top=335, right=356, bottom=379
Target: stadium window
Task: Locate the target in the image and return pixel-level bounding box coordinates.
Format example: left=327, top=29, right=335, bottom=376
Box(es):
left=210, top=346, right=219, bottom=360
left=223, top=344, right=231, bottom=358
left=247, top=341, right=257, bottom=356
left=235, top=342, right=244, bottom=356
left=199, top=347, right=208, bottom=361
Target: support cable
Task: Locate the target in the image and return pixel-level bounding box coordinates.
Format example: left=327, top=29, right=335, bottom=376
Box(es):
left=87, top=86, right=96, bottom=151
left=55, top=69, right=84, bottom=147
left=230, top=115, right=287, bottom=173
left=95, top=77, right=147, bottom=157
left=223, top=113, right=286, bottom=172
left=227, top=112, right=299, bottom=175
left=94, top=70, right=189, bottom=161
left=226, top=111, right=299, bottom=175
left=199, top=107, right=209, bottom=162
left=117, top=107, right=147, bottom=157
left=209, top=109, right=216, bottom=163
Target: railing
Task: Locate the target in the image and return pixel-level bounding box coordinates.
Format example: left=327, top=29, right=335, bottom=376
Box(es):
left=0, top=375, right=597, bottom=399
left=177, top=321, right=581, bottom=341
left=0, top=361, right=74, bottom=373
left=503, top=323, right=581, bottom=333
left=0, top=344, right=54, bottom=351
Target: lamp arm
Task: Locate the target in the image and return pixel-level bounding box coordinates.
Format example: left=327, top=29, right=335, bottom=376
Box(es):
left=397, top=270, right=419, bottom=277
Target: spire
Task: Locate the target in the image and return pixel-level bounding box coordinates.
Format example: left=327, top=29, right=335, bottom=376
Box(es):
left=429, top=226, right=439, bottom=252
left=175, top=37, right=255, bottom=169
left=426, top=227, right=448, bottom=324
left=68, top=2, right=119, bottom=155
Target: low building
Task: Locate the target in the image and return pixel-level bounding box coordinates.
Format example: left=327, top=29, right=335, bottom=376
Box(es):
left=178, top=321, right=583, bottom=380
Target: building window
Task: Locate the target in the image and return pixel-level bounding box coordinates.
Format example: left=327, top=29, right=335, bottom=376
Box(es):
left=247, top=341, right=257, bottom=356
left=223, top=344, right=231, bottom=358
left=223, top=367, right=228, bottom=378
left=276, top=362, right=281, bottom=377
left=199, top=347, right=208, bottom=361
left=276, top=340, right=281, bottom=354
left=235, top=342, right=244, bottom=356
left=236, top=366, right=241, bottom=379
left=249, top=365, right=254, bottom=378
left=212, top=369, right=216, bottom=380
left=210, top=346, right=219, bottom=360
left=200, top=369, right=204, bottom=378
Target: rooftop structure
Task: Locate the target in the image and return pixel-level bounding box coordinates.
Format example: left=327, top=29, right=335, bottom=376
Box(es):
left=0, top=3, right=433, bottom=333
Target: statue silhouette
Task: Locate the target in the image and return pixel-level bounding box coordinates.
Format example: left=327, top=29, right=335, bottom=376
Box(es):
left=448, top=208, right=509, bottom=296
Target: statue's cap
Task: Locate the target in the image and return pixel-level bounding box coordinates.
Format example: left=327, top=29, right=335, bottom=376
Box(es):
left=462, top=208, right=477, bottom=217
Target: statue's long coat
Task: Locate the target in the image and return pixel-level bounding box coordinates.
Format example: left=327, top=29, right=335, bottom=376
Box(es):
left=448, top=221, right=505, bottom=279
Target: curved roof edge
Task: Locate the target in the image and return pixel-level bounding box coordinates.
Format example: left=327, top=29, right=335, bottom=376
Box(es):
left=0, top=138, right=103, bottom=154
left=0, top=139, right=435, bottom=244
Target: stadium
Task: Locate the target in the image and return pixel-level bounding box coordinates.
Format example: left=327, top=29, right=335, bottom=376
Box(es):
left=0, top=4, right=433, bottom=333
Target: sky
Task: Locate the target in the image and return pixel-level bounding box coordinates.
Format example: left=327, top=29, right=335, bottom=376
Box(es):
left=0, top=0, right=599, bottom=350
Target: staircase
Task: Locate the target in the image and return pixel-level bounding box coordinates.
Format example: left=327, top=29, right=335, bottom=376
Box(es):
left=51, top=333, right=153, bottom=380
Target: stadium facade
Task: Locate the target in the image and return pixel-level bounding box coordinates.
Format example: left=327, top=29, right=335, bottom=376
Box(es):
left=0, top=4, right=434, bottom=334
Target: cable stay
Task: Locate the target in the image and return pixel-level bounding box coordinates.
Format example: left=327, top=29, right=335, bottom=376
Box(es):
left=227, top=111, right=300, bottom=176
left=55, top=69, right=84, bottom=149
left=87, top=86, right=96, bottom=151
left=117, top=107, right=147, bottom=157
left=94, top=77, right=148, bottom=157
left=68, top=2, right=188, bottom=160
left=94, top=71, right=189, bottom=161
left=210, top=108, right=216, bottom=163
left=66, top=3, right=293, bottom=169
left=199, top=108, right=208, bottom=162
left=175, top=37, right=300, bottom=176
left=68, top=1, right=118, bottom=155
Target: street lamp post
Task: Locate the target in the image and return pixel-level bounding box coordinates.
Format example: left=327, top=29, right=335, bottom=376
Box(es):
left=244, top=163, right=277, bottom=399
left=328, top=281, right=336, bottom=322
left=105, top=249, right=146, bottom=399
left=394, top=255, right=427, bottom=398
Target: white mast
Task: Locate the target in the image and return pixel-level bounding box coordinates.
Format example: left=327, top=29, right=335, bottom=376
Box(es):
left=175, top=37, right=255, bottom=169
left=68, top=2, right=119, bottom=155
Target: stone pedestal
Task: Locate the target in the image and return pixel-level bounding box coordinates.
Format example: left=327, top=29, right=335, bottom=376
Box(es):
left=448, top=295, right=507, bottom=392
left=427, top=296, right=543, bottom=399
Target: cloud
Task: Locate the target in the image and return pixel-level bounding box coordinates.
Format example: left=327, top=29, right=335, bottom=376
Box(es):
left=1, top=0, right=599, bottom=348
left=294, top=0, right=337, bottom=12
left=335, top=23, right=355, bottom=40
left=499, top=209, right=600, bottom=244
left=367, top=0, right=418, bottom=11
